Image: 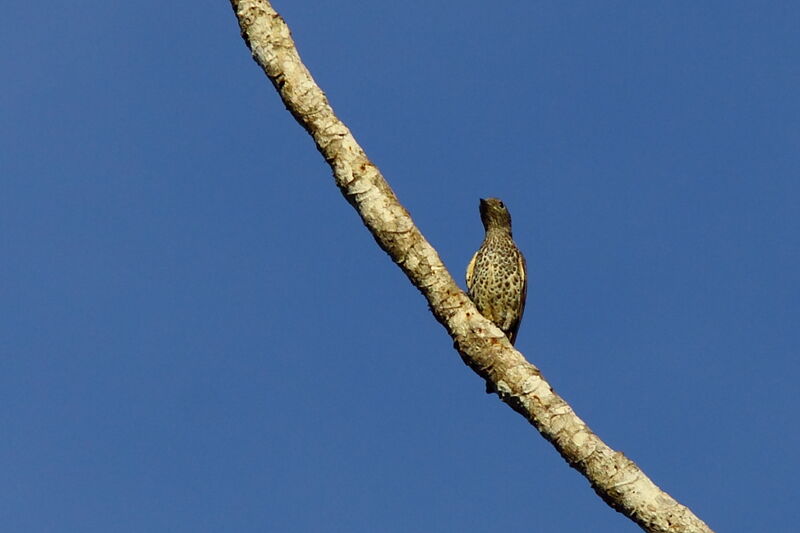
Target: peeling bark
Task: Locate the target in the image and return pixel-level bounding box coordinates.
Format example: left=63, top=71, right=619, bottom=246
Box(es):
left=228, top=2, right=714, bottom=532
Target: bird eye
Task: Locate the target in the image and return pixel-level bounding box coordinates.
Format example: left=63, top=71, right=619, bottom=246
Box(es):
left=499, top=201, right=505, bottom=208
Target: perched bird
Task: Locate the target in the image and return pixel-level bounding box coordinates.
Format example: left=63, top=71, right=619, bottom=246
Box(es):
left=466, top=198, right=527, bottom=344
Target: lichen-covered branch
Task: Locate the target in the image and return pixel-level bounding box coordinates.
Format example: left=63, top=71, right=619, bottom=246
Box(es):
left=228, top=2, right=714, bottom=532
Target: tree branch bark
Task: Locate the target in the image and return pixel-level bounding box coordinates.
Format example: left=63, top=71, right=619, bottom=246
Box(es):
left=229, top=2, right=714, bottom=532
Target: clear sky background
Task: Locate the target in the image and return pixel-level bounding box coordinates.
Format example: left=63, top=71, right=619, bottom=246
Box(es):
left=2, top=2, right=798, bottom=532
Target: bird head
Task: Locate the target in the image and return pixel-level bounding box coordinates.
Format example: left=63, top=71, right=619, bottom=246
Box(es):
left=479, top=197, right=512, bottom=233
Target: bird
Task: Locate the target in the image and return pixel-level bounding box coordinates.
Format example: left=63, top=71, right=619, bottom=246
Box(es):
left=466, top=197, right=527, bottom=345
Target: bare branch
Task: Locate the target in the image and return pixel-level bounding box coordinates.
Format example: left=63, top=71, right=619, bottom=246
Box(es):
left=229, top=2, right=714, bottom=532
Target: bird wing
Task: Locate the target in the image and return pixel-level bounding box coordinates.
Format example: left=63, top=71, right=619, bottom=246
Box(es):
left=507, top=250, right=527, bottom=345
left=465, top=250, right=478, bottom=294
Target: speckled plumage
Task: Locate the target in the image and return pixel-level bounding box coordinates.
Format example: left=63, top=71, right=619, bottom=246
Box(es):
left=466, top=198, right=527, bottom=344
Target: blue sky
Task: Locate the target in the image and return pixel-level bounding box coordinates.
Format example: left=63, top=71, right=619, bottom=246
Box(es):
left=2, top=2, right=798, bottom=532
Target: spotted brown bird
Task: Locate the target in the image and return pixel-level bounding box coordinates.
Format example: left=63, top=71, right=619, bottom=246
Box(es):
left=466, top=198, right=527, bottom=344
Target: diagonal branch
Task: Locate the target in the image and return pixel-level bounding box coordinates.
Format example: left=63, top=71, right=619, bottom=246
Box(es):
left=229, top=2, right=713, bottom=532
